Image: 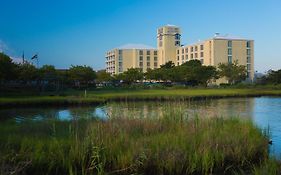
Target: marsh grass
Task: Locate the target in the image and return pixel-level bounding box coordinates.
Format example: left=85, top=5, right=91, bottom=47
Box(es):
left=0, top=105, right=279, bottom=175
left=1, top=88, right=281, bottom=108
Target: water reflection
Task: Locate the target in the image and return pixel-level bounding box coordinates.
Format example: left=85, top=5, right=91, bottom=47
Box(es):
left=105, top=97, right=255, bottom=119
left=0, top=97, right=281, bottom=157
left=0, top=106, right=108, bottom=122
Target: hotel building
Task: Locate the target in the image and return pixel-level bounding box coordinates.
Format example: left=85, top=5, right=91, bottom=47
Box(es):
left=106, top=25, right=254, bottom=82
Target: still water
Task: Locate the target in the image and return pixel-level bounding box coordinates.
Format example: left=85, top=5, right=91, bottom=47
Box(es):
left=0, top=97, right=281, bottom=157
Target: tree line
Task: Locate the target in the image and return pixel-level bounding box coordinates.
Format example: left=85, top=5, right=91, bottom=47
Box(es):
left=3, top=52, right=280, bottom=91
left=114, top=60, right=248, bottom=86
left=0, top=52, right=108, bottom=91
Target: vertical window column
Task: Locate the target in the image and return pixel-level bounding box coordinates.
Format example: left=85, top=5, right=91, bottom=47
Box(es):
left=228, top=41, right=232, bottom=63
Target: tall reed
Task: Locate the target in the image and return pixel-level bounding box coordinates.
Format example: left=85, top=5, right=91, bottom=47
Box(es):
left=0, top=104, right=277, bottom=174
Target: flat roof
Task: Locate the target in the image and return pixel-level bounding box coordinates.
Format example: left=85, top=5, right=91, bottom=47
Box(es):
left=116, top=44, right=156, bottom=50
left=212, top=34, right=252, bottom=41
left=180, top=34, right=253, bottom=47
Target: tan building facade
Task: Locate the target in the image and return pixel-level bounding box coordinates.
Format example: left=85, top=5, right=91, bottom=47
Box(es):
left=105, top=44, right=158, bottom=74
left=106, top=25, right=254, bottom=82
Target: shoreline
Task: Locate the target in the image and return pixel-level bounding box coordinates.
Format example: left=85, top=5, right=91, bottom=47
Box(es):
left=1, top=88, right=281, bottom=108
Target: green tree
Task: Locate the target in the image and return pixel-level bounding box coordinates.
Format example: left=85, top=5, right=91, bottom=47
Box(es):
left=259, top=69, right=281, bottom=84
left=218, top=61, right=247, bottom=84
left=160, top=61, right=175, bottom=69
left=0, top=52, right=18, bottom=83
left=39, top=65, right=57, bottom=82
left=121, top=68, right=143, bottom=84
left=96, top=70, right=112, bottom=83
left=174, top=60, right=218, bottom=86
left=197, top=66, right=218, bottom=86
left=68, top=65, right=96, bottom=88
left=17, top=63, right=38, bottom=84
left=39, top=65, right=59, bottom=91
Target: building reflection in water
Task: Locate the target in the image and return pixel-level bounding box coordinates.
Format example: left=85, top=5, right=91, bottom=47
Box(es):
left=104, top=98, right=255, bottom=120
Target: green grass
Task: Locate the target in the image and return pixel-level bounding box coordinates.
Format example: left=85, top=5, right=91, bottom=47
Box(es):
left=0, top=104, right=280, bottom=174
left=1, top=88, right=281, bottom=107
left=88, top=88, right=281, bottom=101
left=0, top=96, right=105, bottom=108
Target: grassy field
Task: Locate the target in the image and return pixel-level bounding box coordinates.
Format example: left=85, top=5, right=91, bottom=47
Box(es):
left=0, top=110, right=279, bottom=174
left=1, top=88, right=281, bottom=107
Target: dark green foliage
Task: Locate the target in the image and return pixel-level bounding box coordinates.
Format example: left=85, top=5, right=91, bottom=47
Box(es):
left=17, top=63, right=39, bottom=83
left=218, top=61, right=247, bottom=84
left=0, top=52, right=18, bottom=82
left=96, top=69, right=112, bottom=83
left=68, top=65, right=96, bottom=88
left=146, top=60, right=218, bottom=86
left=39, top=65, right=57, bottom=82
left=117, top=68, right=143, bottom=84
left=258, top=69, right=281, bottom=85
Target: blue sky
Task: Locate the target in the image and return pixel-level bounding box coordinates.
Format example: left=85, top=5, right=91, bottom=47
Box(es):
left=0, top=0, right=280, bottom=72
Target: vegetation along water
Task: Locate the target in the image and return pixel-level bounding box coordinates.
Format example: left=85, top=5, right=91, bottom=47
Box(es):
left=1, top=98, right=281, bottom=174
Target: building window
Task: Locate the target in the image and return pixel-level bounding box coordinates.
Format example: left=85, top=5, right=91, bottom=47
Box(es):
left=228, top=56, right=232, bottom=63
left=247, top=49, right=251, bottom=56
left=154, top=62, right=157, bottom=67
left=191, top=54, right=193, bottom=59
left=191, top=47, right=194, bottom=52
left=200, top=59, right=204, bottom=64
left=228, top=41, right=232, bottom=47
left=119, top=50, right=123, bottom=54
left=182, top=55, right=184, bottom=60
left=185, top=48, right=188, bottom=53
left=177, top=50, right=180, bottom=54
left=247, top=41, right=251, bottom=48
left=147, top=51, right=150, bottom=55
left=139, top=62, right=143, bottom=67
left=147, top=62, right=150, bottom=67
left=154, top=57, right=157, bottom=61
left=177, top=56, right=179, bottom=61
left=177, top=62, right=180, bottom=66
left=182, top=49, right=184, bottom=54
left=154, top=51, right=157, bottom=55
left=200, top=52, right=204, bottom=57
left=175, top=33, right=181, bottom=40
left=247, top=64, right=251, bottom=71
left=186, top=55, right=188, bottom=60
left=228, top=48, right=232, bottom=55
left=139, top=56, right=143, bottom=61
left=175, top=41, right=180, bottom=46
left=247, top=57, right=251, bottom=63
left=139, top=50, right=143, bottom=55
left=195, top=53, right=198, bottom=58
left=147, top=56, right=150, bottom=61
left=195, top=46, right=198, bottom=51
left=200, top=45, right=204, bottom=50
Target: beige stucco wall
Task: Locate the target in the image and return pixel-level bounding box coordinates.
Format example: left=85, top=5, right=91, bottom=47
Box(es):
left=157, top=26, right=180, bottom=65
left=106, top=48, right=158, bottom=74
left=106, top=25, right=254, bottom=83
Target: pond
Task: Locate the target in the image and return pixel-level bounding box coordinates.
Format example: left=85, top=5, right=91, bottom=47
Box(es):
left=0, top=97, right=281, bottom=157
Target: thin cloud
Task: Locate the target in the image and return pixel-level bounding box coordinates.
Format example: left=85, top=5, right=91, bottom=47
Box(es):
left=0, top=39, right=25, bottom=64
left=0, top=39, right=9, bottom=53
